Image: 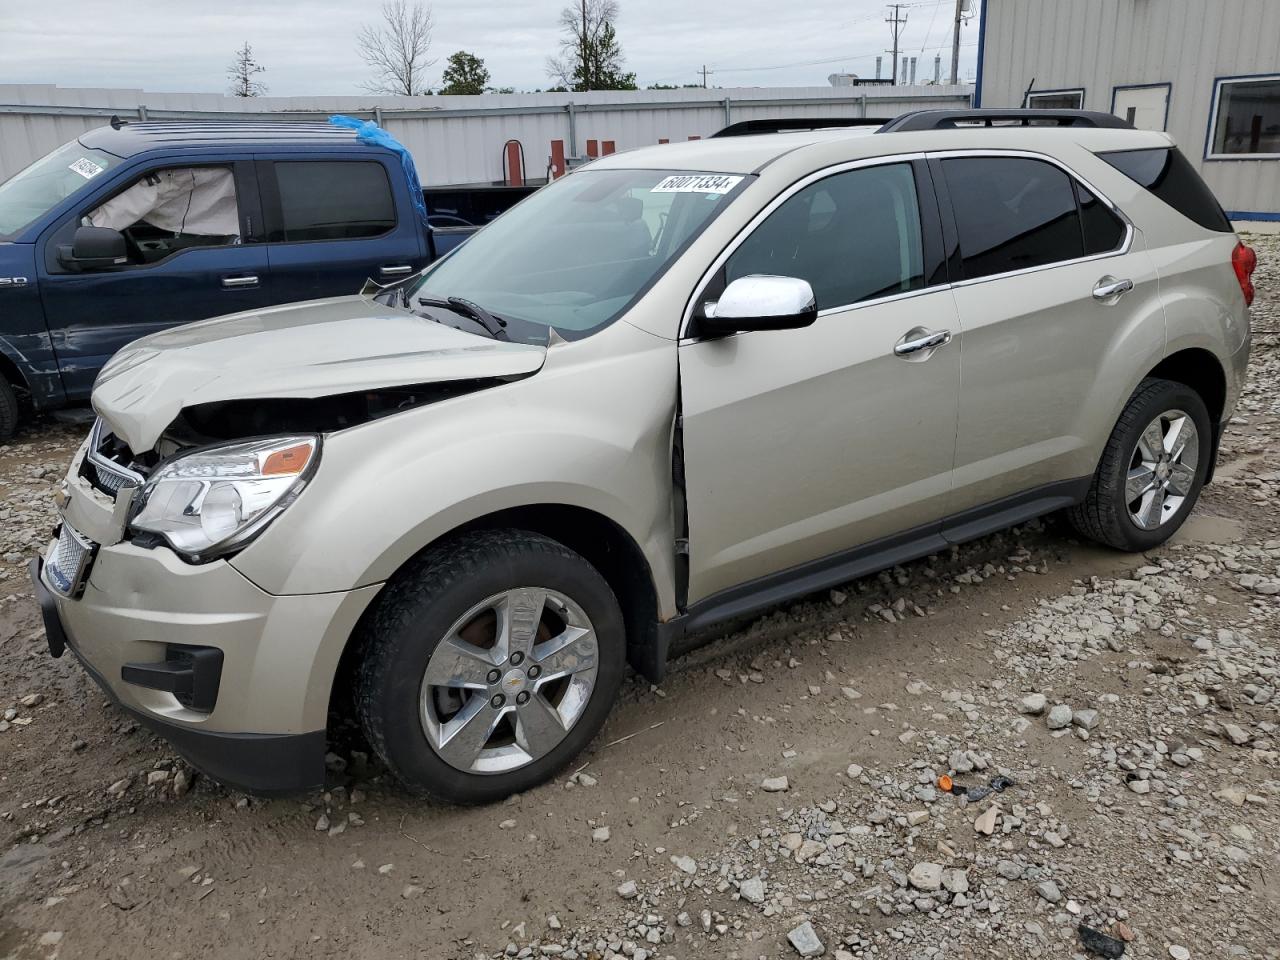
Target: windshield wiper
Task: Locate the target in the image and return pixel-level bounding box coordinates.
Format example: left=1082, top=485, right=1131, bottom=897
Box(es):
left=417, top=296, right=510, bottom=341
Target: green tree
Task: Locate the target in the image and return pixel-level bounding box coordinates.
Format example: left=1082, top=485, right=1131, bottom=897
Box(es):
left=547, top=0, right=637, bottom=92
left=440, top=51, right=491, bottom=95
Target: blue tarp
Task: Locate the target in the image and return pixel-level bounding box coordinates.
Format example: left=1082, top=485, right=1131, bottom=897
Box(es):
left=328, top=115, right=429, bottom=229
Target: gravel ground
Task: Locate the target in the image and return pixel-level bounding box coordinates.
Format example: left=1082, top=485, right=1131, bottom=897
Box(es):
left=0, top=235, right=1277, bottom=960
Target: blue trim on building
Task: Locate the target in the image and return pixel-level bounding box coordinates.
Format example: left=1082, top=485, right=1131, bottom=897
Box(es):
left=1204, top=71, right=1280, bottom=161
left=974, top=0, right=989, bottom=107
left=1110, top=81, right=1172, bottom=131
left=1226, top=211, right=1280, bottom=222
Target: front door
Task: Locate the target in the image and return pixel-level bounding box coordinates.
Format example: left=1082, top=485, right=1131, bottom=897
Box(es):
left=37, top=159, right=272, bottom=399
left=679, top=160, right=962, bottom=604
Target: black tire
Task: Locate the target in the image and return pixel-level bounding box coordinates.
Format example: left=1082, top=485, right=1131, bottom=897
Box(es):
left=0, top=378, right=18, bottom=443
left=355, top=529, right=626, bottom=804
left=1068, top=377, right=1212, bottom=552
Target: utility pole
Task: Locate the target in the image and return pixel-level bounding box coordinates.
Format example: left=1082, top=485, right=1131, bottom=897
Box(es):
left=949, top=0, right=965, bottom=85
left=700, top=64, right=712, bottom=88
left=886, top=4, right=907, bottom=85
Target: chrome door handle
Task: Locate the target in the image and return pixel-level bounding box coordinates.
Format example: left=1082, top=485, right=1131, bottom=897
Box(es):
left=379, top=264, right=413, bottom=276
left=221, top=275, right=259, bottom=289
left=1092, top=276, right=1133, bottom=301
left=894, top=328, right=952, bottom=358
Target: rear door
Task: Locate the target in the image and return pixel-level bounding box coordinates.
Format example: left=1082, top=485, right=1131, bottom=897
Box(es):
left=258, top=156, right=428, bottom=301
left=936, top=152, right=1165, bottom=520
left=36, top=157, right=272, bottom=399
left=679, top=159, right=962, bottom=604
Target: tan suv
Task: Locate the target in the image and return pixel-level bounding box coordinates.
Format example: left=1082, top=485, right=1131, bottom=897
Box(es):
left=32, top=110, right=1255, bottom=802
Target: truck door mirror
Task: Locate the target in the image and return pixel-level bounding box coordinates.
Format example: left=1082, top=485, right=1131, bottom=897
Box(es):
left=57, top=226, right=127, bottom=271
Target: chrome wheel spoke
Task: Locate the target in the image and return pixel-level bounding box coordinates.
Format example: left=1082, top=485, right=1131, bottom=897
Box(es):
left=434, top=696, right=503, bottom=769
left=423, top=637, right=497, bottom=690
left=1137, top=420, right=1165, bottom=462
left=1126, top=464, right=1157, bottom=503
left=1163, top=416, right=1190, bottom=459
left=501, top=588, right=548, bottom=658
left=1167, top=461, right=1195, bottom=496
left=516, top=693, right=569, bottom=758
left=1135, top=486, right=1166, bottom=530
left=533, top=625, right=597, bottom=681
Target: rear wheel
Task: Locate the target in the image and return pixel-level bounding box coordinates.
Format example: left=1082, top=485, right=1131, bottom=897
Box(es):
left=355, top=529, right=625, bottom=804
left=1069, top=378, right=1212, bottom=551
left=0, top=378, right=19, bottom=443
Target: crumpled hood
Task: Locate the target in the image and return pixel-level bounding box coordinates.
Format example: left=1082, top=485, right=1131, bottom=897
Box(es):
left=92, top=295, right=546, bottom=451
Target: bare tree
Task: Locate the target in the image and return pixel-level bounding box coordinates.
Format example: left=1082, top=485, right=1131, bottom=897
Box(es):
left=226, top=42, right=267, bottom=98
left=546, top=0, right=636, bottom=91
left=358, top=1, right=436, bottom=96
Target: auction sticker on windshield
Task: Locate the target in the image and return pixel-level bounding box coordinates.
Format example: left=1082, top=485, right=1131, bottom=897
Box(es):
left=68, top=157, right=105, bottom=180
left=651, top=174, right=743, bottom=194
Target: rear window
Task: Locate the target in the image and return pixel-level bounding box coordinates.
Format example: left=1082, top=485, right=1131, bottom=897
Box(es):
left=273, top=161, right=396, bottom=241
left=942, top=157, right=1085, bottom=280
left=1099, top=148, right=1232, bottom=233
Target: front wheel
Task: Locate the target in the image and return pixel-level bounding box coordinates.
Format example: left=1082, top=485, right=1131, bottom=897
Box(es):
left=355, top=529, right=625, bottom=804
left=1069, top=377, right=1212, bottom=552
left=0, top=378, right=18, bottom=443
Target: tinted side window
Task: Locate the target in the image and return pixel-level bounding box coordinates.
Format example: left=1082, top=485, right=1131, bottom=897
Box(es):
left=726, top=163, right=924, bottom=310
left=942, top=157, right=1083, bottom=280
left=1100, top=148, right=1232, bottom=233
left=1076, top=185, right=1127, bottom=255
left=274, top=161, right=396, bottom=242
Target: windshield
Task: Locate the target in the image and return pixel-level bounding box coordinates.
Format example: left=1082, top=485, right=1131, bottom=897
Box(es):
left=0, top=141, right=120, bottom=239
left=408, top=168, right=748, bottom=340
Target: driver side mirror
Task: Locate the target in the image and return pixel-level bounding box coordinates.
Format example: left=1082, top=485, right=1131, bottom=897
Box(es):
left=700, top=275, right=817, bottom=335
left=57, top=226, right=127, bottom=271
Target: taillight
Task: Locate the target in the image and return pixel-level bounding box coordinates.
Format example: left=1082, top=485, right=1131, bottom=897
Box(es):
left=1232, top=241, right=1257, bottom=307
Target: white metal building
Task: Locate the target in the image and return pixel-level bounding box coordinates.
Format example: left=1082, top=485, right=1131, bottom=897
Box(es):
left=975, top=0, right=1280, bottom=221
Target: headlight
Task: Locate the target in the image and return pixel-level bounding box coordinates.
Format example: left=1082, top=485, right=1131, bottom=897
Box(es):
left=130, top=436, right=319, bottom=560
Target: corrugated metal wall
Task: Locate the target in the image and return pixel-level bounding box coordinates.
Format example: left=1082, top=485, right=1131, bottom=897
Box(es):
left=0, top=83, right=972, bottom=186
left=976, top=0, right=1280, bottom=218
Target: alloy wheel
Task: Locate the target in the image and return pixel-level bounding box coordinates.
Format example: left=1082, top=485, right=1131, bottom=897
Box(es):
left=1126, top=409, right=1199, bottom=531
left=419, top=588, right=599, bottom=774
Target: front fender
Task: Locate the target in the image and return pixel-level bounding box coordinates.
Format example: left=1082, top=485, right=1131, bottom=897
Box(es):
left=230, top=321, right=680, bottom=618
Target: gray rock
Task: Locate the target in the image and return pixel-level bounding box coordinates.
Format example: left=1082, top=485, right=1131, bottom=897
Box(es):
left=761, top=776, right=790, bottom=793
left=1019, top=693, right=1048, bottom=715
left=941, top=868, right=969, bottom=894
left=787, top=921, right=825, bottom=957
left=739, top=876, right=766, bottom=904
left=907, top=862, right=943, bottom=892
left=616, top=880, right=638, bottom=900
left=1072, top=708, right=1099, bottom=730
left=1036, top=879, right=1062, bottom=903
left=1046, top=704, right=1073, bottom=729
left=670, top=855, right=697, bottom=875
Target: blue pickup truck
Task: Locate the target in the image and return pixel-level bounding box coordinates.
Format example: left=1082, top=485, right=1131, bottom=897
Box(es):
left=0, top=119, right=533, bottom=439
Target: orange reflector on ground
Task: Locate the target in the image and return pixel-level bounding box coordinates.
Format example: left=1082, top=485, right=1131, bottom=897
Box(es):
left=938, top=775, right=953, bottom=792
left=262, top=443, right=312, bottom=476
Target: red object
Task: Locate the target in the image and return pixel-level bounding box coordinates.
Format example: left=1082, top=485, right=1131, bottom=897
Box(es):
left=1233, top=241, right=1257, bottom=307
left=504, top=141, right=524, bottom=187
left=586, top=139, right=599, bottom=158
left=602, top=140, right=616, bottom=155
left=549, top=140, right=566, bottom=179
left=688, top=135, right=701, bottom=141
left=658, top=138, right=670, bottom=144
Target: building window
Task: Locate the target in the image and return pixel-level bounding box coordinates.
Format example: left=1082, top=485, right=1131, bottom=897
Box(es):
left=1026, top=89, right=1084, bottom=110
left=1208, top=74, right=1280, bottom=159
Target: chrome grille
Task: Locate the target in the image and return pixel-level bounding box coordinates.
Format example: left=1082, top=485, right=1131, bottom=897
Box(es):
left=45, top=523, right=96, bottom=597
left=85, top=418, right=145, bottom=498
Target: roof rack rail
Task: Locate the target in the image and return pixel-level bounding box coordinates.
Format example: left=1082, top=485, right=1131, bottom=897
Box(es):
left=877, top=108, right=1133, bottom=132
left=712, top=117, right=890, bottom=138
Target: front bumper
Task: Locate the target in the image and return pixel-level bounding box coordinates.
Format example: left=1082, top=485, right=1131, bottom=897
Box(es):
left=31, top=530, right=379, bottom=794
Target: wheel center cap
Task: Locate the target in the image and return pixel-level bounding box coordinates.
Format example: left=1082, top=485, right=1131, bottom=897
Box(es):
left=1156, top=462, right=1171, bottom=481
left=501, top=669, right=527, bottom=695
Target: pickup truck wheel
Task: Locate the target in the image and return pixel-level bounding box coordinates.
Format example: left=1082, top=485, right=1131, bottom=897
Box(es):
left=355, top=529, right=625, bottom=804
left=1068, top=378, right=1211, bottom=552
left=0, top=378, right=19, bottom=443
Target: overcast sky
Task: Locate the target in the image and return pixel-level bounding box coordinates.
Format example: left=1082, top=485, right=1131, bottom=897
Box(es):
left=0, top=0, right=982, bottom=98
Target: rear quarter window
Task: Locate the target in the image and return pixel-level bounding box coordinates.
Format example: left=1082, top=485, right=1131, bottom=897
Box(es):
left=1099, top=148, right=1232, bottom=233
left=273, top=160, right=396, bottom=242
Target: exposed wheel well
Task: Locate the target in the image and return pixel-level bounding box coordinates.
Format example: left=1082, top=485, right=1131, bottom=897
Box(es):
left=328, top=505, right=662, bottom=733
left=0, top=352, right=30, bottom=396
left=1145, top=348, right=1227, bottom=482
left=1147, top=349, right=1226, bottom=425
